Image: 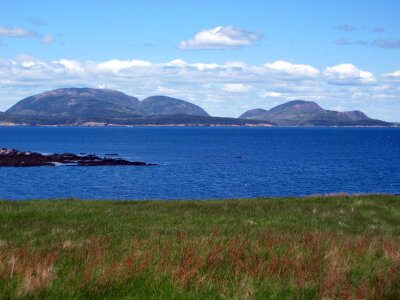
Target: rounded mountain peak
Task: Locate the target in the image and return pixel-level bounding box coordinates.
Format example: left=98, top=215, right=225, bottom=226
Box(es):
left=269, top=100, right=323, bottom=113
left=7, top=88, right=140, bottom=117
left=239, top=108, right=268, bottom=119
left=139, top=96, right=209, bottom=116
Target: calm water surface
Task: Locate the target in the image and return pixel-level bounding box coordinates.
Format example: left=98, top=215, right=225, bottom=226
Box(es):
left=0, top=126, right=399, bottom=200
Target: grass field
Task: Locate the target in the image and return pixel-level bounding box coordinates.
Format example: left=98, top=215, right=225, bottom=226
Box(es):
left=1, top=195, right=400, bottom=299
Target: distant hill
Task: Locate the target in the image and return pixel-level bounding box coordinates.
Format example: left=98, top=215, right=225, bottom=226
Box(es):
left=240, top=100, right=391, bottom=126
left=138, top=96, right=209, bottom=116
left=7, top=88, right=141, bottom=118
left=6, top=88, right=209, bottom=118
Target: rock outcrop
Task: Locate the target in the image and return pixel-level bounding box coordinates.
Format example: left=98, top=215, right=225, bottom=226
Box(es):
left=0, top=148, right=156, bottom=167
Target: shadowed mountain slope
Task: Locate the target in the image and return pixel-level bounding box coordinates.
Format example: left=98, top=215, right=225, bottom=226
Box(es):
left=138, top=96, right=209, bottom=116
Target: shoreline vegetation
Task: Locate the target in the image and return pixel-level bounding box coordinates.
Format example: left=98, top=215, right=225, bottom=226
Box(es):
left=1, top=194, right=400, bottom=298
left=1, top=122, right=399, bottom=128
left=0, top=122, right=274, bottom=127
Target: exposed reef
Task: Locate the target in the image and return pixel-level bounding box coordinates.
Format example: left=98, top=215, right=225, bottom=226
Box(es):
left=0, top=148, right=156, bottom=167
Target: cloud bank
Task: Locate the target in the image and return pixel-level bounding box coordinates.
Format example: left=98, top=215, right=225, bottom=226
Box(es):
left=0, top=56, right=399, bottom=121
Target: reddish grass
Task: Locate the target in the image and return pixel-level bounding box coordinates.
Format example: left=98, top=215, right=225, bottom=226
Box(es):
left=1, top=231, right=400, bottom=297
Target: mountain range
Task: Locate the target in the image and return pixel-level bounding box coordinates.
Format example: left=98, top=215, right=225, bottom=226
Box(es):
left=6, top=88, right=209, bottom=118
left=0, top=88, right=393, bottom=126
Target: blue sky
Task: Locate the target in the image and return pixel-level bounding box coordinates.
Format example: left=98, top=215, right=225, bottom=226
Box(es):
left=1, top=0, right=399, bottom=120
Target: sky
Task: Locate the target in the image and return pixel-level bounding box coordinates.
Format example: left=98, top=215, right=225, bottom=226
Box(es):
left=0, top=0, right=399, bottom=121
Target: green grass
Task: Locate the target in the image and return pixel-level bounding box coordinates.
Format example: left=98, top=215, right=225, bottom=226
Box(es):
left=1, top=194, right=400, bottom=299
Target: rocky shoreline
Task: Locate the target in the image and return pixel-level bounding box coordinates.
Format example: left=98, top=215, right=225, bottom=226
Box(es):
left=0, top=148, right=156, bottom=167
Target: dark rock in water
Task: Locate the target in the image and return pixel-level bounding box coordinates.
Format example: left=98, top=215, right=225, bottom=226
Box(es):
left=78, top=159, right=147, bottom=166
left=105, top=153, right=119, bottom=156
left=0, top=148, right=156, bottom=167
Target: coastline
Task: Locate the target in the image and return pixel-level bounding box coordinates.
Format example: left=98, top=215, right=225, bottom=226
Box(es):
left=0, top=122, right=398, bottom=128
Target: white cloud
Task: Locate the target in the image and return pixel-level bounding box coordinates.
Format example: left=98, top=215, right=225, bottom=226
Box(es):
left=164, top=59, right=188, bottom=68
left=324, top=64, right=376, bottom=85
left=224, top=61, right=247, bottom=69
left=263, top=61, right=319, bottom=77
left=192, top=63, right=220, bottom=71
left=0, top=26, right=56, bottom=46
left=55, top=59, right=85, bottom=74
left=156, top=86, right=180, bottom=94
left=382, top=70, right=400, bottom=82
left=179, top=26, right=262, bottom=50
left=10, top=55, right=49, bottom=70
left=97, top=59, right=152, bottom=73
left=41, top=35, right=54, bottom=45
left=223, top=83, right=251, bottom=93
left=0, top=27, right=35, bottom=37
left=261, top=92, right=283, bottom=98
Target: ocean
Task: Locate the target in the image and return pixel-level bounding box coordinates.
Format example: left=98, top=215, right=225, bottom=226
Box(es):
left=1, top=126, right=399, bottom=200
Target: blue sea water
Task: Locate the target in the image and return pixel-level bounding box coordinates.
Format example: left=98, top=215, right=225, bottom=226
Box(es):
left=0, top=126, right=399, bottom=200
